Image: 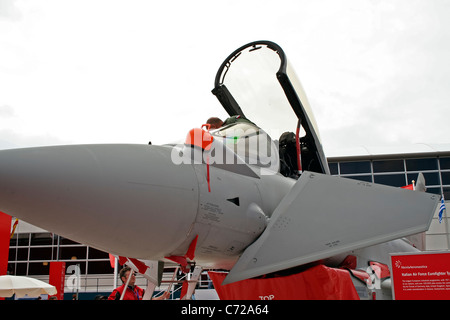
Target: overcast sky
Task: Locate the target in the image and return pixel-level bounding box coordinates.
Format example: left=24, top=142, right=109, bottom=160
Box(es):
left=1, top=0, right=449, bottom=157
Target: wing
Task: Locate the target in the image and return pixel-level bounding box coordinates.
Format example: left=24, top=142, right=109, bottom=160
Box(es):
left=223, top=171, right=439, bottom=284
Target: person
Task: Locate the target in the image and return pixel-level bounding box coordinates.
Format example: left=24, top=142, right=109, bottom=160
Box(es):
left=206, top=117, right=223, bottom=129
left=108, top=266, right=169, bottom=300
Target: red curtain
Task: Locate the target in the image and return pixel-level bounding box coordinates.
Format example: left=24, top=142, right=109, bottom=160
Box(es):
left=209, top=264, right=359, bottom=300
left=0, top=211, right=12, bottom=276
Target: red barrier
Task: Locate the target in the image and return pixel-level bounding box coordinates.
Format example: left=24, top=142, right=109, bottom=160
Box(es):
left=209, top=264, right=359, bottom=300
left=49, top=261, right=66, bottom=300
left=0, top=212, right=12, bottom=276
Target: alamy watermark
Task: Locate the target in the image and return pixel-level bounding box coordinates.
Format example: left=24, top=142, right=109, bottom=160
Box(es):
left=366, top=265, right=382, bottom=290
left=170, top=127, right=281, bottom=175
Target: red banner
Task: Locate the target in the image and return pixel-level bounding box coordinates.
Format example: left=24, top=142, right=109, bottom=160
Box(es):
left=391, top=251, right=450, bottom=300
left=49, top=261, right=66, bottom=300
left=209, top=265, right=359, bottom=300
left=0, top=212, right=12, bottom=276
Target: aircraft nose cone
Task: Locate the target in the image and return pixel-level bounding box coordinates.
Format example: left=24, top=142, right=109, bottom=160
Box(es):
left=0, top=144, right=199, bottom=258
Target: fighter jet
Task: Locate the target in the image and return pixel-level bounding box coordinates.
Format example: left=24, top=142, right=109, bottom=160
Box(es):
left=0, top=41, right=439, bottom=296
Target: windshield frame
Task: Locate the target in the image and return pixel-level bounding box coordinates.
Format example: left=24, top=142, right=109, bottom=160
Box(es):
left=210, top=121, right=279, bottom=173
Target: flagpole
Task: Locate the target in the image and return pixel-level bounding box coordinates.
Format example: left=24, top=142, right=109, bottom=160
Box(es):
left=445, top=198, right=450, bottom=250
left=120, top=263, right=133, bottom=300
left=440, top=194, right=450, bottom=250
left=444, top=210, right=450, bottom=250
left=444, top=206, right=450, bottom=251
left=113, top=256, right=118, bottom=290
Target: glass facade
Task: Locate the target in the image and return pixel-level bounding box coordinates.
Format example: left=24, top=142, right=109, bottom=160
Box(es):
left=8, top=232, right=111, bottom=277
left=328, top=154, right=450, bottom=252
left=329, top=156, right=450, bottom=198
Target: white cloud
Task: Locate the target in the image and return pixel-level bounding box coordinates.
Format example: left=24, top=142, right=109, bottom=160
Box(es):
left=0, top=0, right=22, bottom=21
left=0, top=0, right=449, bottom=155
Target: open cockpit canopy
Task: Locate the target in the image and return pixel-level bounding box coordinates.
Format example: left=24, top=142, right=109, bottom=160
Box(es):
left=212, top=41, right=329, bottom=175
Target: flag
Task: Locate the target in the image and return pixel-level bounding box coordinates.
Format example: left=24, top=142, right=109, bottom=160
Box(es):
left=10, top=219, right=18, bottom=239
left=438, top=195, right=446, bottom=224
left=109, top=253, right=116, bottom=269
